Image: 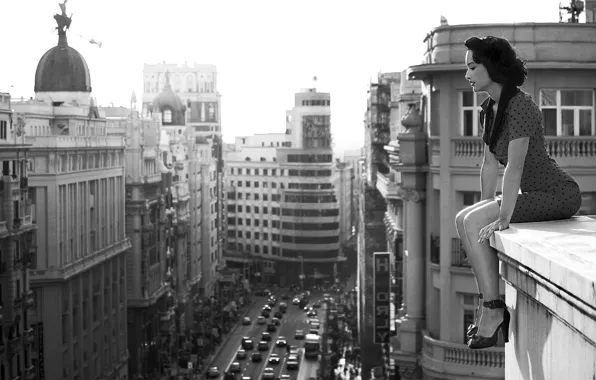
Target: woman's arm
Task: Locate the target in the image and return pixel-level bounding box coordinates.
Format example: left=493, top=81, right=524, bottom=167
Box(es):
left=499, top=137, right=530, bottom=222
left=481, top=144, right=499, bottom=201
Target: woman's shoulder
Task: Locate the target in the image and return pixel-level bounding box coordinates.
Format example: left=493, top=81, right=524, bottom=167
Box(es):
left=506, top=90, right=541, bottom=117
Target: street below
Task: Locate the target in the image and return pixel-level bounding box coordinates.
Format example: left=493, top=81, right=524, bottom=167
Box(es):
left=208, top=290, right=328, bottom=379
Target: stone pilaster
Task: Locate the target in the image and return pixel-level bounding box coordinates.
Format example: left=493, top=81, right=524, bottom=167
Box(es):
left=392, top=104, right=427, bottom=380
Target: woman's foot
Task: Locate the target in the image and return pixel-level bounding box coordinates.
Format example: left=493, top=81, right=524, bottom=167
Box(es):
left=475, top=307, right=504, bottom=337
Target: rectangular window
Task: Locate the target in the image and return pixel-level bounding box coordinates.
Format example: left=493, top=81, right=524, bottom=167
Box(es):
left=539, top=89, right=595, bottom=136
left=460, top=91, right=489, bottom=136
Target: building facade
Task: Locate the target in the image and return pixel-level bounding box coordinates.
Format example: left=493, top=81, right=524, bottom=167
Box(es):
left=0, top=92, right=37, bottom=380
left=360, top=19, right=596, bottom=380
left=224, top=88, right=349, bottom=286
left=12, top=11, right=130, bottom=380
left=142, top=63, right=224, bottom=299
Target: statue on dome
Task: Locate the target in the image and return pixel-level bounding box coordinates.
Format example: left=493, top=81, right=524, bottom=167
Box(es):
left=54, top=0, right=72, bottom=36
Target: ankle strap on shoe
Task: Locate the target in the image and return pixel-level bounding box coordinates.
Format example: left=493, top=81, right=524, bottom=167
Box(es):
left=482, top=299, right=505, bottom=309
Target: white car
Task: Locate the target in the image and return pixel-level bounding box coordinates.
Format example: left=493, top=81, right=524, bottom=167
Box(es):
left=268, top=353, right=281, bottom=364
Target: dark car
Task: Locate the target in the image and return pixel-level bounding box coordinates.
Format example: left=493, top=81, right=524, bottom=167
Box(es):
left=258, top=340, right=270, bottom=351
left=307, top=309, right=317, bottom=317
left=274, top=311, right=283, bottom=319
left=241, top=337, right=254, bottom=350
left=262, top=368, right=276, bottom=380
left=281, top=294, right=290, bottom=300
left=228, top=362, right=241, bottom=373
left=295, top=330, right=305, bottom=339
left=206, top=367, right=221, bottom=378
left=271, top=317, right=281, bottom=326
left=267, top=323, right=277, bottom=332
left=236, top=349, right=247, bottom=360
left=251, top=352, right=262, bottom=362
left=312, top=301, right=321, bottom=308
left=242, top=317, right=251, bottom=325
left=261, top=332, right=272, bottom=341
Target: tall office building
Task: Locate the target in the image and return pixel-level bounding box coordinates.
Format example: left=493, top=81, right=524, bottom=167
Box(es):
left=224, top=88, right=350, bottom=285
left=11, top=8, right=130, bottom=379
left=142, top=63, right=224, bottom=298
left=0, top=93, right=37, bottom=380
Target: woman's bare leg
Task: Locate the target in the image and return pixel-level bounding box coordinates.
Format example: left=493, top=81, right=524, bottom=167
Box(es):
left=461, top=201, right=504, bottom=337
left=455, top=200, right=493, bottom=296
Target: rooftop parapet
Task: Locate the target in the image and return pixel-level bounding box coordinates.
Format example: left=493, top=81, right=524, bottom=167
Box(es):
left=409, top=23, right=596, bottom=80
left=492, top=215, right=596, bottom=380
left=25, top=135, right=125, bottom=149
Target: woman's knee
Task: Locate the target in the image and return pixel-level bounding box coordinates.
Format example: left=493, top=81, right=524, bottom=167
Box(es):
left=455, top=200, right=491, bottom=233
left=462, top=201, right=500, bottom=236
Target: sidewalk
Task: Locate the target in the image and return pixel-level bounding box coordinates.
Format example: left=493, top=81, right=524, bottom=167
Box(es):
left=334, top=346, right=362, bottom=380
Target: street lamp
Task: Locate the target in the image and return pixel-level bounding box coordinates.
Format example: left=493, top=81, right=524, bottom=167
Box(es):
left=298, top=255, right=305, bottom=290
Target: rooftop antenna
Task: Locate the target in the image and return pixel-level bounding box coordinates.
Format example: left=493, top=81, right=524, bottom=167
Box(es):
left=312, top=76, right=318, bottom=92
left=559, top=0, right=584, bottom=22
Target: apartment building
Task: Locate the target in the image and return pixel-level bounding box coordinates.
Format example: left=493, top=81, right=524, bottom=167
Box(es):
left=360, top=17, right=596, bottom=380
left=0, top=93, right=37, bottom=380
left=142, top=63, right=223, bottom=298
left=224, top=89, right=351, bottom=286
left=11, top=16, right=130, bottom=380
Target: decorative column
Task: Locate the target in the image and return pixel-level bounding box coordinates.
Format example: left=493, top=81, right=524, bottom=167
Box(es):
left=394, top=104, right=427, bottom=380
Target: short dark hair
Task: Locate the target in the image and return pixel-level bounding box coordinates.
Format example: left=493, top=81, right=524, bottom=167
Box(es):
left=464, top=36, right=527, bottom=87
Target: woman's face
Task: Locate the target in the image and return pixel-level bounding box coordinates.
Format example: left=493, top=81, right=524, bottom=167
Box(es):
left=465, top=50, right=492, bottom=93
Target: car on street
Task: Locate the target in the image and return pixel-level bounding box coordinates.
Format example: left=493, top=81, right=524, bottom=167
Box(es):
left=280, top=375, right=291, bottom=380
left=228, top=362, right=241, bottom=373
left=292, top=298, right=300, bottom=305
left=268, top=353, right=281, bottom=364
left=262, top=367, right=276, bottom=380
left=286, top=355, right=299, bottom=369
left=307, top=309, right=317, bottom=317
left=276, top=336, right=288, bottom=346
left=295, top=329, right=305, bottom=339
left=261, top=332, right=272, bottom=341
left=241, top=337, right=254, bottom=350
left=309, top=328, right=320, bottom=335
left=251, top=352, right=262, bottom=362
left=274, top=311, right=283, bottom=319
left=267, top=323, right=277, bottom=332
left=206, top=367, right=221, bottom=378
left=271, top=317, right=281, bottom=326
left=279, top=302, right=288, bottom=313
left=242, top=317, right=251, bottom=325
left=257, top=316, right=266, bottom=325
left=258, top=340, right=270, bottom=351
left=236, top=349, right=247, bottom=360
left=313, top=301, right=321, bottom=308
left=281, top=294, right=289, bottom=300
left=261, top=309, right=270, bottom=317
left=242, top=377, right=251, bottom=380
left=309, top=318, right=320, bottom=325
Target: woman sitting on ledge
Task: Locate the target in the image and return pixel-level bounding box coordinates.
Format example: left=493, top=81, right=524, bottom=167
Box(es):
left=455, top=36, right=582, bottom=350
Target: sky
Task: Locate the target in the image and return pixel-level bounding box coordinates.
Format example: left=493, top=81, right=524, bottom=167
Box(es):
left=0, top=0, right=575, bottom=151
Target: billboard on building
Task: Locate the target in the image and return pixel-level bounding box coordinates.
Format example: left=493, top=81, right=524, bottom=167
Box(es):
left=302, top=115, right=331, bottom=148
left=189, top=101, right=218, bottom=123
left=373, top=252, right=390, bottom=344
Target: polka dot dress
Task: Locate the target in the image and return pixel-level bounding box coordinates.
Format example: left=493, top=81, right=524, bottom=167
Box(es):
left=483, top=91, right=582, bottom=223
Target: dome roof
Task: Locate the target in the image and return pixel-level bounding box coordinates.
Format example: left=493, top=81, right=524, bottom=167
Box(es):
left=153, top=72, right=186, bottom=125
left=34, top=36, right=91, bottom=93
left=153, top=74, right=186, bottom=113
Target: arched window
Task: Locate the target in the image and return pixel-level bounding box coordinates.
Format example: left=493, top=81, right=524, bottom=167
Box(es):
left=163, top=109, right=172, bottom=124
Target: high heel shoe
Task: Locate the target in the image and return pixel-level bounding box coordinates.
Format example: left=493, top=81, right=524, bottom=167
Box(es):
left=467, top=299, right=510, bottom=349
left=466, top=293, right=483, bottom=337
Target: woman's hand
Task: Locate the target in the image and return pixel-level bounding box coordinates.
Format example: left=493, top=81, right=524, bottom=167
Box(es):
left=478, top=218, right=510, bottom=243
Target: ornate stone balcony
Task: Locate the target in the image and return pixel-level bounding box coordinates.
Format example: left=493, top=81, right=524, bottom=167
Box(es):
left=25, top=135, right=125, bottom=148
left=376, top=171, right=401, bottom=199
left=492, top=215, right=596, bottom=380
left=450, top=136, right=596, bottom=168
left=420, top=330, right=504, bottom=379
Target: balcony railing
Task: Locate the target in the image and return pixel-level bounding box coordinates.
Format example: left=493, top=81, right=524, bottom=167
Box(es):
left=450, top=136, right=596, bottom=168
left=451, top=237, right=470, bottom=267
left=144, top=173, right=161, bottom=184
left=421, top=329, right=504, bottom=378
left=376, top=171, right=401, bottom=199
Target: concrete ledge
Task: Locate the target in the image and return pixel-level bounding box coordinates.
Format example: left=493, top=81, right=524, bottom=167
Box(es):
left=491, top=215, right=596, bottom=380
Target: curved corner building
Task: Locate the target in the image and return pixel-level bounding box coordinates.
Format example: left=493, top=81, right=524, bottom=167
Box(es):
left=224, top=88, right=348, bottom=286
